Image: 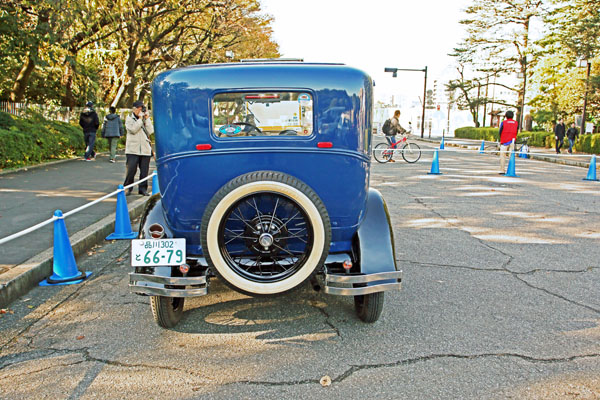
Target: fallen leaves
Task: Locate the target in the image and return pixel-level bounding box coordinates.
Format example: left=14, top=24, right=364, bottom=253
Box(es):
left=76, top=335, right=85, bottom=340
left=320, top=375, right=332, bottom=387
left=0, top=308, right=14, bottom=316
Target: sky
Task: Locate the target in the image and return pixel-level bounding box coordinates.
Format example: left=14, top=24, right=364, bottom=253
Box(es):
left=258, top=0, right=472, bottom=105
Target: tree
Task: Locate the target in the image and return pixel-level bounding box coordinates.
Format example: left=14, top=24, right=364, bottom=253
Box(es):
left=541, top=0, right=600, bottom=130
left=0, top=0, right=280, bottom=107
left=446, top=64, right=486, bottom=127
left=1, top=0, right=58, bottom=102
left=452, top=0, right=544, bottom=127
left=544, top=0, right=600, bottom=61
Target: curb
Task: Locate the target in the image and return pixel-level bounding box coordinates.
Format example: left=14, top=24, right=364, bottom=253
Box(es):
left=0, top=196, right=148, bottom=308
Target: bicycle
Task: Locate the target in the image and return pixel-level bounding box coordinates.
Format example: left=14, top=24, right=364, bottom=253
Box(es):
left=497, top=136, right=530, bottom=158
left=373, top=134, right=421, bottom=163
left=516, top=136, right=530, bottom=158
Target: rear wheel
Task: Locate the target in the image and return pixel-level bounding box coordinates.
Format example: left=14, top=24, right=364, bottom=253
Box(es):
left=373, top=143, right=392, bottom=163
left=401, top=142, right=421, bottom=163
left=201, top=171, right=331, bottom=296
left=354, top=292, right=384, bottom=323
left=150, top=296, right=184, bottom=328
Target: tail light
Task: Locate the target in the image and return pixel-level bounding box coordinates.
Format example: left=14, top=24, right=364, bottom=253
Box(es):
left=179, top=264, right=190, bottom=274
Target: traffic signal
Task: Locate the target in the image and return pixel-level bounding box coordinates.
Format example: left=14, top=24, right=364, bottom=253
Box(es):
left=426, top=89, right=435, bottom=109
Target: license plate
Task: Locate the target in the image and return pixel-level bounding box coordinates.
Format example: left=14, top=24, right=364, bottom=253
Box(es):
left=131, top=238, right=186, bottom=266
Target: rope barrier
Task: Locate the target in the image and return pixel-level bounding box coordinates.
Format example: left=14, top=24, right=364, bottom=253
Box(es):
left=0, top=172, right=156, bottom=246
left=375, top=147, right=595, bottom=157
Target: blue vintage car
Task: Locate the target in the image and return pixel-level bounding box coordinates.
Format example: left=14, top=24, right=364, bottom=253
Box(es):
left=129, top=61, right=402, bottom=328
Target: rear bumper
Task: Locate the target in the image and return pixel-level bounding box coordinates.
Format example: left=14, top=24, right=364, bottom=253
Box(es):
left=323, top=270, right=402, bottom=295
left=128, top=268, right=402, bottom=298
left=129, top=272, right=208, bottom=297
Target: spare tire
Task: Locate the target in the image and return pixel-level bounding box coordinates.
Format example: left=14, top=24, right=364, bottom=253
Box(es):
left=201, top=171, right=331, bottom=296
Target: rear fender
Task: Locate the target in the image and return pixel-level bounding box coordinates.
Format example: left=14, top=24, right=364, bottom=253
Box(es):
left=322, top=188, right=401, bottom=296
left=356, top=188, right=397, bottom=275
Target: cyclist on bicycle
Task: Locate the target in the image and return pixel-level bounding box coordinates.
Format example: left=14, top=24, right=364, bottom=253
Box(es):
left=384, top=110, right=407, bottom=162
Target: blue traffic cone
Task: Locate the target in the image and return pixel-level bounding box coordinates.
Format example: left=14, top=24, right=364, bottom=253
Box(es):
left=428, top=149, right=442, bottom=175
left=152, top=171, right=160, bottom=195
left=106, top=185, right=138, bottom=240
left=479, top=140, right=485, bottom=154
left=504, top=149, right=519, bottom=177
left=440, top=137, right=445, bottom=150
left=40, top=210, right=91, bottom=286
left=583, top=155, right=599, bottom=181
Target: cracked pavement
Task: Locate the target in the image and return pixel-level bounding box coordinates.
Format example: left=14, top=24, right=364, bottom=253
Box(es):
left=1, top=143, right=599, bottom=399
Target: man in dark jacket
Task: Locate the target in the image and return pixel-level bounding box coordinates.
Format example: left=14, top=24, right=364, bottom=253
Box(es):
left=101, top=106, right=124, bottom=163
left=79, top=101, right=100, bottom=161
left=554, top=118, right=565, bottom=154
left=566, top=122, right=579, bottom=154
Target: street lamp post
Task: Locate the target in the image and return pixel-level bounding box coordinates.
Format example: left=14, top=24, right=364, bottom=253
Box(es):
left=578, top=58, right=592, bottom=135
left=384, top=66, right=428, bottom=138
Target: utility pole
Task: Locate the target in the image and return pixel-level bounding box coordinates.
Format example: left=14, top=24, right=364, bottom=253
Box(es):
left=421, top=66, right=427, bottom=138
left=483, top=75, right=489, bottom=127
left=581, top=61, right=591, bottom=135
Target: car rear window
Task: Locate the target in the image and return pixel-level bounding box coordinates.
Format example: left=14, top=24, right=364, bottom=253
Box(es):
left=212, top=92, right=313, bottom=138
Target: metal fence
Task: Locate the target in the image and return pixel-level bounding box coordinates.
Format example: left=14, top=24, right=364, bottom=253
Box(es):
left=0, top=101, right=131, bottom=124
left=0, top=101, right=74, bottom=122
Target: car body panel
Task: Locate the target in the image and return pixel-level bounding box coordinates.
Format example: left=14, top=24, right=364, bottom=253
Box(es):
left=151, top=63, right=374, bottom=254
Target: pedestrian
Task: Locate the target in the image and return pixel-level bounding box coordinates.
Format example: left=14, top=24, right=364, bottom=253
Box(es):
left=498, top=110, right=518, bottom=174
left=382, top=110, right=407, bottom=162
left=554, top=118, right=565, bottom=154
left=101, top=106, right=124, bottom=163
left=124, top=100, right=154, bottom=196
left=79, top=101, right=99, bottom=161
left=566, top=122, right=579, bottom=154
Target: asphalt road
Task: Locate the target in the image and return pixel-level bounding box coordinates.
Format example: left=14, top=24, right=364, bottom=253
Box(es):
left=1, top=143, right=599, bottom=399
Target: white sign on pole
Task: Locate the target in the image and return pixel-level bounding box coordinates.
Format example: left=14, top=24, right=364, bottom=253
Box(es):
left=586, top=122, right=594, bottom=134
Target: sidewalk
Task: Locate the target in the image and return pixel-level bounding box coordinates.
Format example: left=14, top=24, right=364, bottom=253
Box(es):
left=0, top=152, right=155, bottom=307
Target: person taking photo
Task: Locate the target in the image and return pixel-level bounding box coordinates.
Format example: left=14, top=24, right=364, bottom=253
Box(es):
left=123, top=101, right=154, bottom=196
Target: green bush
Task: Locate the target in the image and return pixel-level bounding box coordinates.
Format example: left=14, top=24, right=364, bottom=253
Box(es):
left=454, top=127, right=499, bottom=141
left=454, top=126, right=600, bottom=154
left=0, top=112, right=15, bottom=129
left=0, top=112, right=112, bottom=169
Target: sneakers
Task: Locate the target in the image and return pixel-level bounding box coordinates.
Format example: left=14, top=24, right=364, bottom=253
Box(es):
left=85, top=158, right=93, bottom=161
left=388, top=159, right=396, bottom=163
left=109, top=159, right=115, bottom=163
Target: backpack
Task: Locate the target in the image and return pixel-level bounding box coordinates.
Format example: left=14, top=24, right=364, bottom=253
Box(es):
left=382, top=118, right=392, bottom=135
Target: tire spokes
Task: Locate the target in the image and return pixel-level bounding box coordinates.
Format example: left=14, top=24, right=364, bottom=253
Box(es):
left=219, top=192, right=313, bottom=282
